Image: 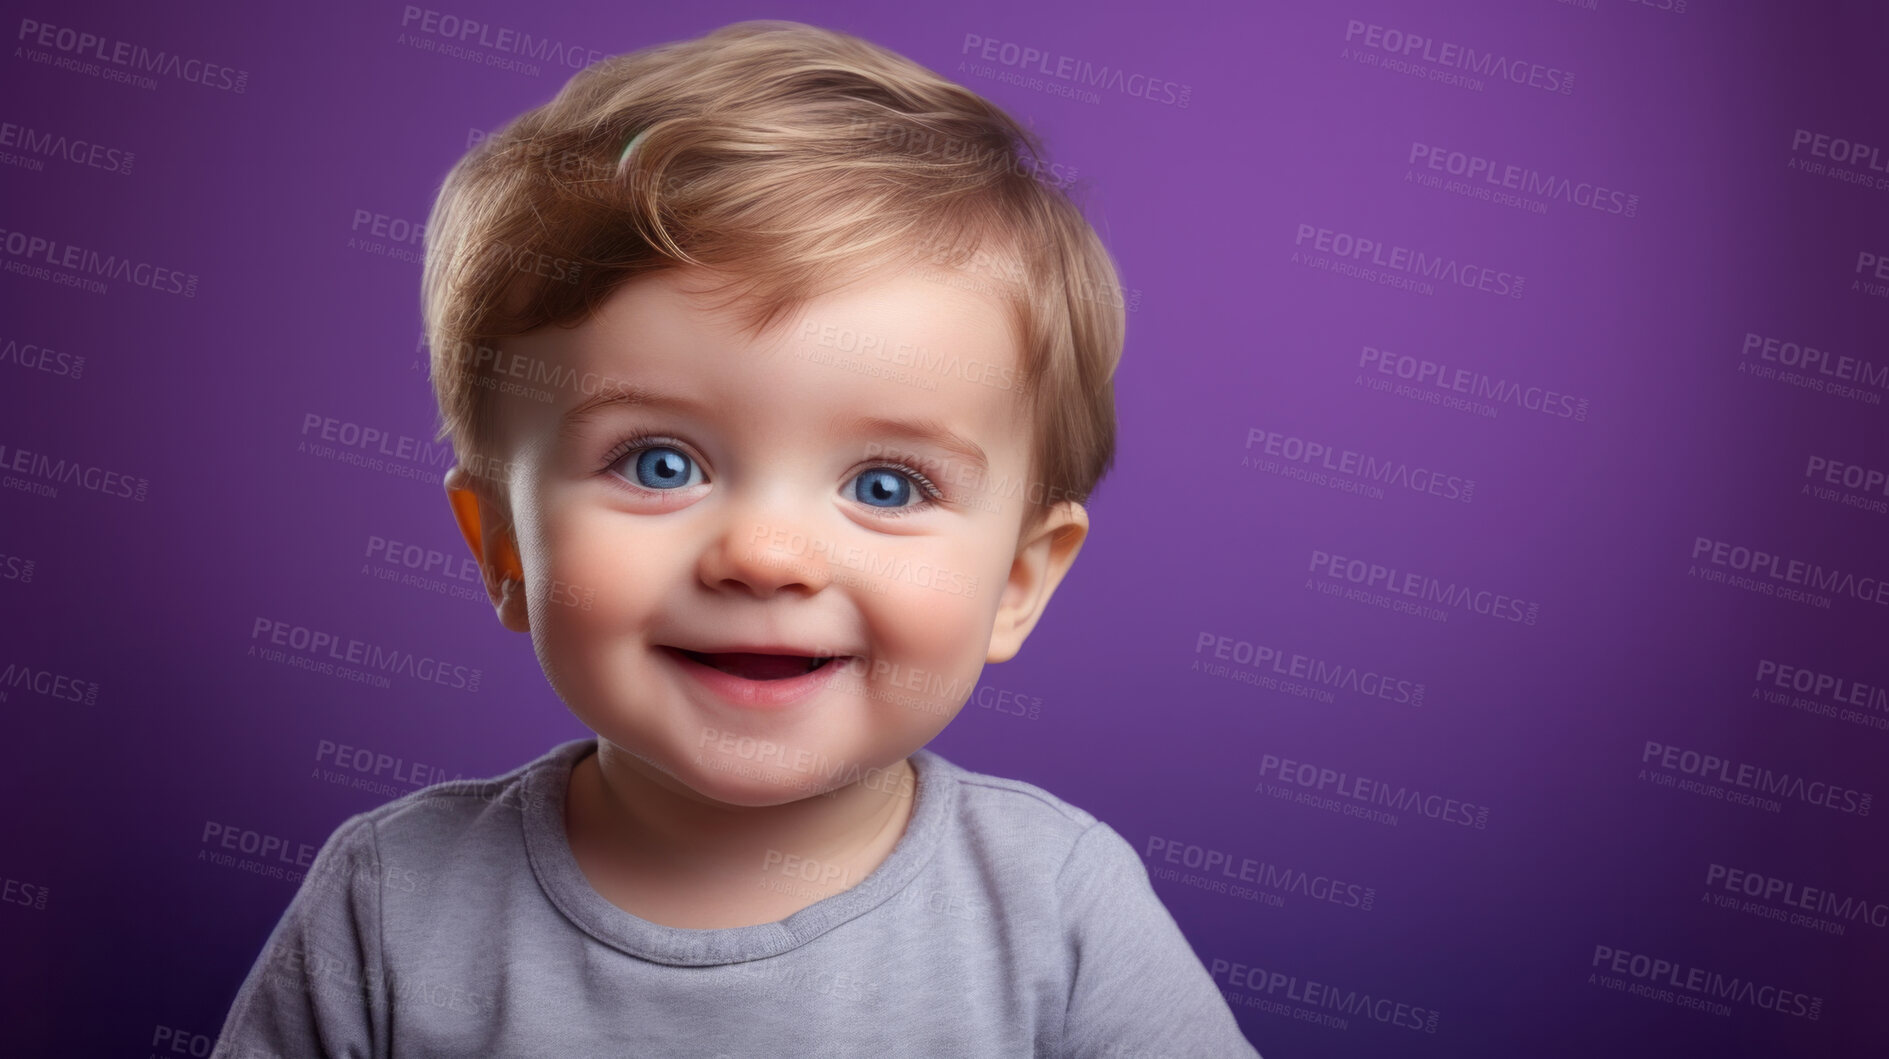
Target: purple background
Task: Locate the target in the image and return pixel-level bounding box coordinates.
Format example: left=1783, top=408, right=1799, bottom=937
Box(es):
left=4, top=1, right=1886, bottom=1055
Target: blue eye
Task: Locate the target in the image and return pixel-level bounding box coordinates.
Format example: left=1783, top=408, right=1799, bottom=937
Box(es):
left=633, top=446, right=700, bottom=489
left=852, top=468, right=914, bottom=507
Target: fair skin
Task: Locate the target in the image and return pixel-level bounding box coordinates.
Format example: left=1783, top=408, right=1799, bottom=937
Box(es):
left=442, top=263, right=1089, bottom=929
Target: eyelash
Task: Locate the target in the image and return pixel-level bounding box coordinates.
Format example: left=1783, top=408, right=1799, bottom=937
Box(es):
left=597, top=432, right=948, bottom=516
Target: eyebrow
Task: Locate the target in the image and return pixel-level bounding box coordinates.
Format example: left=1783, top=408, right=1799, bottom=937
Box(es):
left=557, top=384, right=990, bottom=473
left=844, top=414, right=989, bottom=475
left=557, top=383, right=710, bottom=436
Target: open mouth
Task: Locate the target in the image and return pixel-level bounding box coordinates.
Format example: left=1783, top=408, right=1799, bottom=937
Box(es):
left=667, top=647, right=839, bottom=681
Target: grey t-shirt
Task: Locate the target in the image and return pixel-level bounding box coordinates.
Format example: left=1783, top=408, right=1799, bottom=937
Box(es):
left=215, top=737, right=1262, bottom=1058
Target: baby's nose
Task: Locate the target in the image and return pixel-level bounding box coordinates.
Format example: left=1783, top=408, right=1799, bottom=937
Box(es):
left=696, top=505, right=835, bottom=598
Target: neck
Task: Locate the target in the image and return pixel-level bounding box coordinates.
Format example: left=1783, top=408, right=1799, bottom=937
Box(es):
left=572, top=739, right=918, bottom=893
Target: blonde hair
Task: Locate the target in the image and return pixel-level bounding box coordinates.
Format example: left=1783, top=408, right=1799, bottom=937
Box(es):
left=420, top=19, right=1126, bottom=529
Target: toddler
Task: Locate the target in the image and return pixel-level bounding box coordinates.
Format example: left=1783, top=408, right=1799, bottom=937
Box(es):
left=217, top=19, right=1260, bottom=1058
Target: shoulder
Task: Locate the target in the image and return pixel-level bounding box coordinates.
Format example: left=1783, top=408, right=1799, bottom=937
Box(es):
left=916, top=748, right=1136, bottom=883
left=314, top=739, right=579, bottom=878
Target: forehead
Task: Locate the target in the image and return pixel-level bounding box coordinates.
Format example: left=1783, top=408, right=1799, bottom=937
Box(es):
left=592, top=265, right=1018, bottom=368
left=499, top=266, right=1030, bottom=459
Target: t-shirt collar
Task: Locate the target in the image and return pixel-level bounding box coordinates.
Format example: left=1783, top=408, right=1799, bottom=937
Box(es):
left=521, top=736, right=952, bottom=965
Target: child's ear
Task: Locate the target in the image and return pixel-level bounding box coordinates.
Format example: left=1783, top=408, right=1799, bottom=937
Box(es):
left=987, top=500, right=1089, bottom=663
left=444, top=465, right=530, bottom=633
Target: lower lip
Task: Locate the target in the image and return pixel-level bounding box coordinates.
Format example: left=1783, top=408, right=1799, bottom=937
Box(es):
left=658, top=647, right=853, bottom=710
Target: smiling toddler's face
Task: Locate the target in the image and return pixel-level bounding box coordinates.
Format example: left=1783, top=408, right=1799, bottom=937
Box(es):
left=470, top=265, right=1054, bottom=805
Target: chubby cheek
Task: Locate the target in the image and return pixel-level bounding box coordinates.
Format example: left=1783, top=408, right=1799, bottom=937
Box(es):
left=517, top=499, right=668, bottom=725
left=845, top=536, right=1009, bottom=733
